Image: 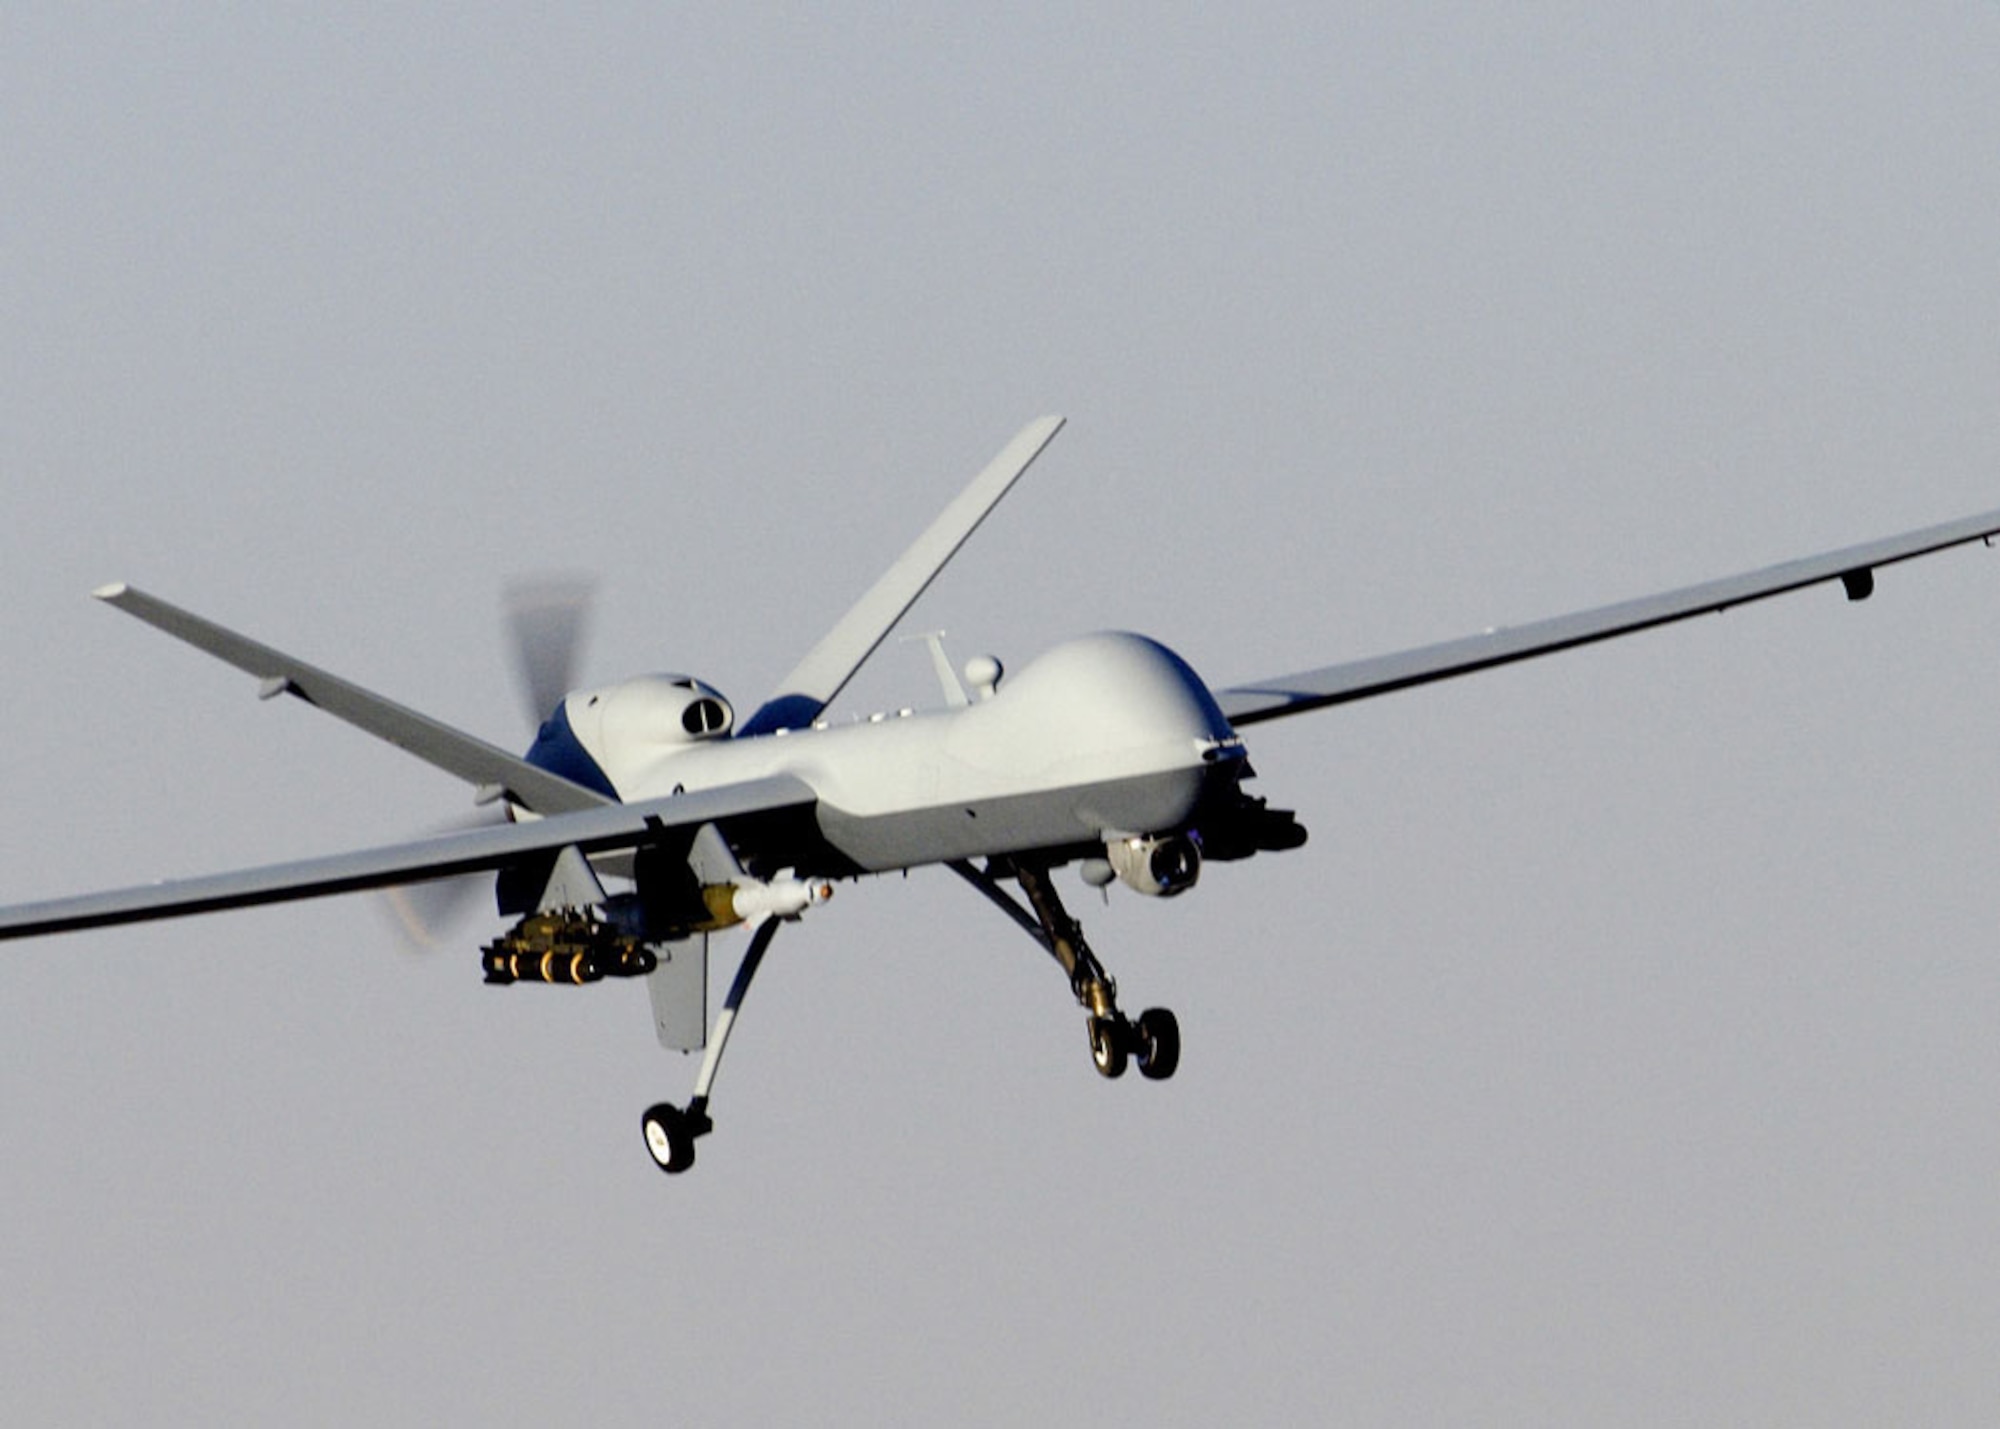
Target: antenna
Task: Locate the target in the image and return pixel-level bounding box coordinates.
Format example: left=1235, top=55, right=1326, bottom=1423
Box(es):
left=900, top=630, right=970, bottom=708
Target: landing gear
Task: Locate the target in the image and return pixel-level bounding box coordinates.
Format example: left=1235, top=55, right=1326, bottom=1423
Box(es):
left=1089, top=1017, right=1128, bottom=1078
left=1013, top=862, right=1182, bottom=1085
left=1087, top=1007, right=1179, bottom=1081
left=638, top=918, right=780, bottom=1176
left=641, top=1101, right=707, bottom=1174
left=950, top=858, right=1181, bottom=1085
left=1133, top=1006, right=1179, bottom=1080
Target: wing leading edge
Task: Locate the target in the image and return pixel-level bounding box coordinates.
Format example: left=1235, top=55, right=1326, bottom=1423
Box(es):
left=0, top=775, right=816, bottom=941
left=1216, top=504, right=2000, bottom=727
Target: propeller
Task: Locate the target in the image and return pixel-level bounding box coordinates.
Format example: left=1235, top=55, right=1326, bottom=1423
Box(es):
left=380, top=835, right=492, bottom=949
left=504, top=576, right=596, bottom=729
left=378, top=576, right=597, bottom=950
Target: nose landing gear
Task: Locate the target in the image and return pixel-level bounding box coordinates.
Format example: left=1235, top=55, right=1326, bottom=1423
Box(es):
left=1131, top=1005, right=1180, bottom=1080
left=1088, top=1004, right=1178, bottom=1080
left=1013, top=862, right=1181, bottom=1084
left=952, top=859, right=1181, bottom=1085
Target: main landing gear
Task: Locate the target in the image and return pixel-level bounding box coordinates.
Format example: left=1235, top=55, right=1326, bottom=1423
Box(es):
left=641, top=1099, right=709, bottom=1175
left=951, top=859, right=1181, bottom=1084
left=639, top=916, right=781, bottom=1176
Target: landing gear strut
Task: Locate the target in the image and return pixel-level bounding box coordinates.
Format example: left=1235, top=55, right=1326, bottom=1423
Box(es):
left=640, top=916, right=781, bottom=1175
left=952, top=859, right=1181, bottom=1083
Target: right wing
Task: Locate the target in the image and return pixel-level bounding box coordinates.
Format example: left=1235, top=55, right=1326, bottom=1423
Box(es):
left=0, top=775, right=816, bottom=941
left=1217, top=504, right=2000, bottom=727
left=738, top=416, right=1066, bottom=736
left=94, top=583, right=609, bottom=815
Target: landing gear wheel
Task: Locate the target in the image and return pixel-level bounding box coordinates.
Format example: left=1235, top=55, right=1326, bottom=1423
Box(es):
left=642, top=1103, right=697, bottom=1174
left=1135, top=1007, right=1180, bottom=1081
left=1089, top=1017, right=1129, bottom=1079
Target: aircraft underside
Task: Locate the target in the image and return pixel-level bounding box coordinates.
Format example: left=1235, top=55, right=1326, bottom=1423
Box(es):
left=480, top=758, right=1307, bottom=1175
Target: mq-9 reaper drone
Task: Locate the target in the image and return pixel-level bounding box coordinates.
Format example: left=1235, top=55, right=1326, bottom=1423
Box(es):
left=5, top=417, right=1999, bottom=1175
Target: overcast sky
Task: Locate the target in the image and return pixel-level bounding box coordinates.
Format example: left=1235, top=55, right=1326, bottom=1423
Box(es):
left=6, top=6, right=2000, bottom=1424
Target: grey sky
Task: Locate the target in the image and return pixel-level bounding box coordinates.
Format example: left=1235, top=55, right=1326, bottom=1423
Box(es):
left=5, top=6, right=2000, bottom=1423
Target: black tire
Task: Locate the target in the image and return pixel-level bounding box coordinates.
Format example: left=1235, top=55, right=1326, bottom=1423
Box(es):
left=1089, top=1017, right=1128, bottom=1079
left=1136, top=1007, right=1180, bottom=1081
left=642, top=1103, right=697, bottom=1174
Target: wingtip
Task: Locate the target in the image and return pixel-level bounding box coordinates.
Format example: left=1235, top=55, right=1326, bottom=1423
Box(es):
left=1014, top=414, right=1066, bottom=450
left=92, top=581, right=130, bottom=602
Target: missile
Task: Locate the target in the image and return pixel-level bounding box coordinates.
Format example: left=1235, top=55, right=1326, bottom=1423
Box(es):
left=715, top=871, right=834, bottom=928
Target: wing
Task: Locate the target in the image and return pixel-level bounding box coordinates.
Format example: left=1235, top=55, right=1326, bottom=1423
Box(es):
left=738, top=416, right=1066, bottom=736
left=1216, top=505, right=2000, bottom=726
left=94, top=583, right=608, bottom=815
left=0, top=775, right=817, bottom=941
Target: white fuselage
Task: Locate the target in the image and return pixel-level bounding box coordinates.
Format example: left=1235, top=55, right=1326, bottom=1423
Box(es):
left=564, top=632, right=1246, bottom=874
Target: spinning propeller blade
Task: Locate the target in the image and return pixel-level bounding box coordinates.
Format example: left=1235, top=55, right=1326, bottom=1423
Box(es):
left=505, top=577, right=595, bottom=727
left=379, top=849, right=492, bottom=950
left=383, top=578, right=597, bottom=951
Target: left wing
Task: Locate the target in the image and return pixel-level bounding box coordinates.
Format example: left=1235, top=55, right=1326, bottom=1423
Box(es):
left=0, top=775, right=816, bottom=941
left=1217, top=504, right=2000, bottom=726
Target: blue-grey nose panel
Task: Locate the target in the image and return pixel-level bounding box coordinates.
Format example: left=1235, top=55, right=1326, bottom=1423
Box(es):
left=524, top=700, right=620, bottom=801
